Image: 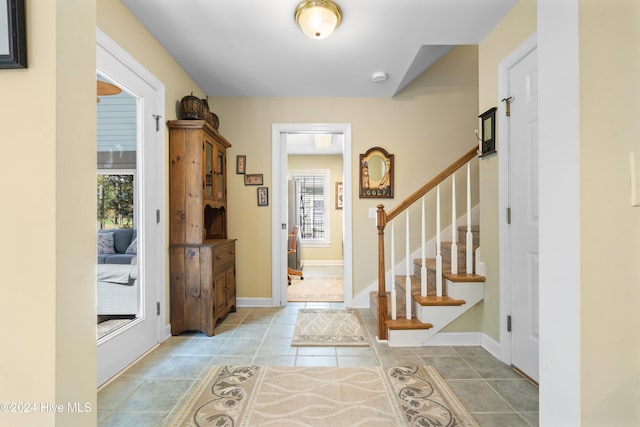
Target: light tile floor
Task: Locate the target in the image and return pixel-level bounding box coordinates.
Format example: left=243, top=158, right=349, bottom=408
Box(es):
left=98, top=303, right=539, bottom=427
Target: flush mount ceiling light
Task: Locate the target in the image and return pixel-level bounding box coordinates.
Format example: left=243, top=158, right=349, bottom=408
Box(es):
left=295, top=0, right=342, bottom=40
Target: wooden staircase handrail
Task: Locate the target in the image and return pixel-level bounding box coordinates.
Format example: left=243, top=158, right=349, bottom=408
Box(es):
left=385, top=146, right=479, bottom=223
left=376, top=145, right=479, bottom=341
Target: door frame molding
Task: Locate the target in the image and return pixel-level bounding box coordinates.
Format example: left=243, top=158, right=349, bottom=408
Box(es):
left=96, top=28, right=166, bottom=385
left=498, top=32, right=537, bottom=365
left=271, top=124, right=353, bottom=307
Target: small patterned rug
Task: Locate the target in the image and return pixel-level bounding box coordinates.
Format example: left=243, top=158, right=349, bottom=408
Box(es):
left=291, top=308, right=369, bottom=347
left=288, top=276, right=343, bottom=302
left=167, top=365, right=480, bottom=427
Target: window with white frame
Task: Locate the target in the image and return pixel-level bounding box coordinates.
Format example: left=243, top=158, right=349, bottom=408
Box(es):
left=290, top=170, right=330, bottom=246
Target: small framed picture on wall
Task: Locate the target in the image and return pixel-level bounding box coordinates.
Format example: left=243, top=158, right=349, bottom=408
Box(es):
left=244, top=174, right=263, bottom=185
left=257, top=187, right=268, bottom=206
left=236, top=155, right=246, bottom=174
left=335, top=182, right=343, bottom=209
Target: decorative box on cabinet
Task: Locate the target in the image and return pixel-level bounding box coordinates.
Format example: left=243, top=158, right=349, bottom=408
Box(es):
left=168, top=120, right=236, bottom=336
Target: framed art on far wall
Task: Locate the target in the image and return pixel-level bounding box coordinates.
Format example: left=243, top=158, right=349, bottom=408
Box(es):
left=257, top=187, right=268, bottom=206
left=359, top=147, right=394, bottom=198
left=0, top=0, right=27, bottom=69
left=335, top=182, right=343, bottom=209
left=244, top=174, right=263, bottom=186
left=236, top=155, right=246, bottom=174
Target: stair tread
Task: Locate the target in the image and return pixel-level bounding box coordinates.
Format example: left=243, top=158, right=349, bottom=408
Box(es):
left=385, top=317, right=433, bottom=330
left=414, top=295, right=466, bottom=306
left=457, top=225, right=480, bottom=232
left=444, top=273, right=486, bottom=282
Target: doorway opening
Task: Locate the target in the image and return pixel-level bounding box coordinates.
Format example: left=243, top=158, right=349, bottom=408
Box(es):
left=271, top=124, right=353, bottom=307
left=287, top=136, right=344, bottom=302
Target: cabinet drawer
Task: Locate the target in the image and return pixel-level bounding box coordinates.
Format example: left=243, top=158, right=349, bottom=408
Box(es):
left=213, top=242, right=235, bottom=267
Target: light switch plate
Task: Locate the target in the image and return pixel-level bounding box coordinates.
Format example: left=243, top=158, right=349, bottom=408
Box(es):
left=630, top=152, right=640, bottom=206
left=368, top=207, right=377, bottom=219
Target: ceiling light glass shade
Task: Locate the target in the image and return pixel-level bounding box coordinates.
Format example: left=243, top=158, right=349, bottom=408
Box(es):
left=295, top=0, right=342, bottom=40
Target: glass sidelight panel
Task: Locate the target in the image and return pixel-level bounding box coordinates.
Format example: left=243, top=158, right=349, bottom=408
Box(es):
left=96, top=73, right=139, bottom=340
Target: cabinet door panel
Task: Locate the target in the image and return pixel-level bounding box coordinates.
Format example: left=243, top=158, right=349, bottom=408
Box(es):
left=213, top=270, right=227, bottom=314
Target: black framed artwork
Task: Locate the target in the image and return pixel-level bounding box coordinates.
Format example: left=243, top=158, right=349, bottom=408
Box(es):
left=244, top=173, right=263, bottom=186
left=236, top=155, right=246, bottom=174
left=0, top=0, right=27, bottom=69
left=479, top=107, right=497, bottom=157
left=257, top=187, right=268, bottom=206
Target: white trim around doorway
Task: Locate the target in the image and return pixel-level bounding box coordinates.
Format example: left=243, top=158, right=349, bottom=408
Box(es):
left=271, top=124, right=353, bottom=308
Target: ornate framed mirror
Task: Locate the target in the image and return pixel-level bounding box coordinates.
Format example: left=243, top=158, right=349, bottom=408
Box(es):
left=359, top=147, right=394, bottom=198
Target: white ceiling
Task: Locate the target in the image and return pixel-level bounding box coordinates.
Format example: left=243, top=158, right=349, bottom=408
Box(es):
left=120, top=0, right=519, bottom=98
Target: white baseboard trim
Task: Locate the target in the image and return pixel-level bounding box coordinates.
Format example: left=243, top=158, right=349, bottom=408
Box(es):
left=301, top=260, right=344, bottom=266
left=352, top=281, right=377, bottom=308
left=425, top=332, right=501, bottom=359
left=481, top=333, right=501, bottom=360
left=425, top=332, right=483, bottom=346
left=163, top=324, right=172, bottom=342
left=237, top=297, right=276, bottom=307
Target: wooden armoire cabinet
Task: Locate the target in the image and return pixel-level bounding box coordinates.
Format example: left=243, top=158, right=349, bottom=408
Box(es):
left=168, top=120, right=236, bottom=336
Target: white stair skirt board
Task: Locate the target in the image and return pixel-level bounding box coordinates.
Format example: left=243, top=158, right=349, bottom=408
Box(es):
left=387, top=279, right=485, bottom=348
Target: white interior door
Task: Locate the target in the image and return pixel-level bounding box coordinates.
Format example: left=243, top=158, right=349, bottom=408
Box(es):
left=96, top=30, right=165, bottom=387
left=507, top=45, right=539, bottom=383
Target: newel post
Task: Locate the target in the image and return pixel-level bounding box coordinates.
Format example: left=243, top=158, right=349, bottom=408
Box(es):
left=376, top=204, right=388, bottom=341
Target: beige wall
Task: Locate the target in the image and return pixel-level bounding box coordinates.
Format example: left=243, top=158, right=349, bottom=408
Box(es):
left=477, top=0, right=537, bottom=341
left=0, top=2, right=97, bottom=426
left=579, top=1, right=640, bottom=424
left=213, top=45, right=479, bottom=300
left=0, top=2, right=208, bottom=425
left=288, top=155, right=344, bottom=262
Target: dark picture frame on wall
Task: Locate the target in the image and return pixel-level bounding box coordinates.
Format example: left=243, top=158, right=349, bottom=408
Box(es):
left=359, top=147, right=394, bottom=198
left=257, top=187, right=268, bottom=206
left=244, top=173, right=263, bottom=186
left=236, top=155, right=246, bottom=174
left=0, top=0, right=27, bottom=69
left=479, top=107, right=497, bottom=157
left=335, top=182, right=343, bottom=210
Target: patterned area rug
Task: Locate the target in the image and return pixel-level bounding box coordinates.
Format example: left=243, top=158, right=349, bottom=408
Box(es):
left=288, top=276, right=343, bottom=302
left=168, top=365, right=480, bottom=427
left=291, top=308, right=369, bottom=347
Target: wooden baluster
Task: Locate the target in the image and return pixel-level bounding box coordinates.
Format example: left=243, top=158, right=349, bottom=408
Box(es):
left=376, top=205, right=388, bottom=341
left=466, top=163, right=473, bottom=274
left=451, top=172, right=458, bottom=275
left=405, top=210, right=412, bottom=320
left=390, top=222, right=396, bottom=320
left=421, top=196, right=427, bottom=297
left=436, top=185, right=443, bottom=297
